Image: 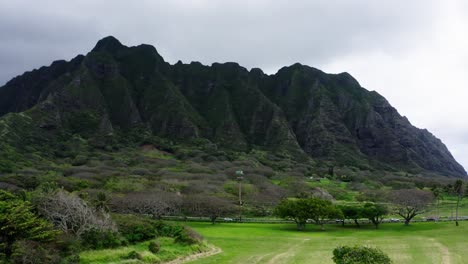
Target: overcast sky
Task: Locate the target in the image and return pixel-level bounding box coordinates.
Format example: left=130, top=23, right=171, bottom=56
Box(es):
left=1, top=0, right=467, bottom=172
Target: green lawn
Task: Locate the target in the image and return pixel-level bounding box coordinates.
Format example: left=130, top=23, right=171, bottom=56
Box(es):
left=187, top=221, right=467, bottom=264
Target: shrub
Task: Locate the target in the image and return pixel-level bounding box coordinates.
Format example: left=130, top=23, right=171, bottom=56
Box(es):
left=114, top=214, right=158, bottom=244
left=332, top=245, right=392, bottom=264
left=153, top=221, right=184, bottom=237
left=11, top=240, right=61, bottom=264
left=174, top=226, right=203, bottom=245
left=62, top=254, right=80, bottom=264
left=80, top=229, right=122, bottom=249
left=148, top=241, right=160, bottom=254
left=71, top=155, right=88, bottom=166
left=124, top=250, right=143, bottom=260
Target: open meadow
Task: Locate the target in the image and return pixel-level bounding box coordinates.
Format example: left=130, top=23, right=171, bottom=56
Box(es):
left=188, top=221, right=467, bottom=264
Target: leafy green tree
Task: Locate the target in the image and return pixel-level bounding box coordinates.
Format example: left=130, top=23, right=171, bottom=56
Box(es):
left=274, top=197, right=342, bottom=230
left=339, top=205, right=363, bottom=227
left=307, top=198, right=343, bottom=230
left=274, top=199, right=310, bottom=230
left=362, top=203, right=388, bottom=229
left=0, top=190, right=58, bottom=259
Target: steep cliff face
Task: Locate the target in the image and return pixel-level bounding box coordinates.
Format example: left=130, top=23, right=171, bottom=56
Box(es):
left=0, top=36, right=465, bottom=177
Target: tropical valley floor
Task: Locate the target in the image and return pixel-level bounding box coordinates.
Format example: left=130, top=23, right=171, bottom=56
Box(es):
left=81, top=221, right=467, bottom=264
left=186, top=222, right=463, bottom=264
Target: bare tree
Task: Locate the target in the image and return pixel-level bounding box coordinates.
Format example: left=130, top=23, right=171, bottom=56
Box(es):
left=431, top=186, right=444, bottom=221
left=36, top=190, right=116, bottom=236
left=111, top=191, right=181, bottom=219
left=390, top=189, right=434, bottom=225
left=182, top=195, right=236, bottom=224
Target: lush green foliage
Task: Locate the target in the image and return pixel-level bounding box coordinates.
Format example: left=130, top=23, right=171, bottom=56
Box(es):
left=114, top=214, right=158, bottom=244
left=362, top=203, right=388, bottom=229
left=0, top=190, right=58, bottom=259
left=332, top=245, right=392, bottom=264
left=275, top=197, right=342, bottom=230
left=339, top=205, right=363, bottom=227
left=148, top=241, right=160, bottom=254
left=174, top=226, right=203, bottom=245
left=80, top=229, right=122, bottom=250
left=80, top=238, right=208, bottom=264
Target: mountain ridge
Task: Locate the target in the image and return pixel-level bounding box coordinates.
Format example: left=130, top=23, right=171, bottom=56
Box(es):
left=0, top=36, right=465, bottom=177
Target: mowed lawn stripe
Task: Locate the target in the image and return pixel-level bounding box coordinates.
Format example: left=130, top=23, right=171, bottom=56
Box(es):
left=187, top=222, right=468, bottom=264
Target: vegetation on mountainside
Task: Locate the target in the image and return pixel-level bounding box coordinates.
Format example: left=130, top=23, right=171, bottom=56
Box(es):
left=0, top=36, right=467, bottom=263
left=1, top=36, right=465, bottom=177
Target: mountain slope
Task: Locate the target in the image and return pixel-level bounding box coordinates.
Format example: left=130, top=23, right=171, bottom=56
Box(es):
left=0, top=36, right=465, bottom=177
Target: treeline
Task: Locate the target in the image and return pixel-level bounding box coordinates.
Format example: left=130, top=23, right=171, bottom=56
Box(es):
left=274, top=188, right=439, bottom=230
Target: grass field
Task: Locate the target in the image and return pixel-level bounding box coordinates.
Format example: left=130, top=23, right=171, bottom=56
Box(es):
left=187, top=221, right=467, bottom=264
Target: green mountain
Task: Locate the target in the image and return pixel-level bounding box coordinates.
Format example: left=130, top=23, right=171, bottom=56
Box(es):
left=0, top=36, right=465, bottom=178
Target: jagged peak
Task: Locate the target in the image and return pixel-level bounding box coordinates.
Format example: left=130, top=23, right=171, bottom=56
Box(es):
left=334, top=72, right=361, bottom=87
left=92, top=36, right=126, bottom=53
left=250, top=68, right=264, bottom=75
left=276, top=63, right=324, bottom=75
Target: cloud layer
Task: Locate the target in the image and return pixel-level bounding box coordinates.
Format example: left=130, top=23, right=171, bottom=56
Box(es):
left=1, top=0, right=466, bottom=172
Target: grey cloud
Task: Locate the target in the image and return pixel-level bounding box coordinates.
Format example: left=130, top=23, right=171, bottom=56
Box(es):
left=0, top=0, right=437, bottom=84
left=0, top=0, right=466, bottom=171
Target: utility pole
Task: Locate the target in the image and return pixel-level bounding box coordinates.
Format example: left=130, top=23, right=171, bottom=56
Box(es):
left=236, top=170, right=244, bottom=222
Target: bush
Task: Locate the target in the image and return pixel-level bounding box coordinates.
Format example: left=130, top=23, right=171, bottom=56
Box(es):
left=124, top=250, right=143, bottom=260
left=114, top=214, right=158, bottom=244
left=80, top=229, right=122, bottom=249
left=11, top=240, right=61, bottom=264
left=174, top=226, right=203, bottom=245
left=148, top=241, right=160, bottom=254
left=71, top=155, right=88, bottom=166
left=152, top=221, right=183, bottom=237
left=332, top=245, right=392, bottom=264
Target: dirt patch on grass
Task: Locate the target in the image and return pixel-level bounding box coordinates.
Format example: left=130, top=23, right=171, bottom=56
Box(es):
left=429, top=238, right=451, bottom=264
left=266, top=238, right=310, bottom=264
left=164, top=244, right=222, bottom=264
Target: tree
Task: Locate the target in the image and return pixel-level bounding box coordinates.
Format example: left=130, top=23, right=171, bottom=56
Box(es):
left=430, top=186, right=444, bottom=221
left=93, top=192, right=111, bottom=212
left=111, top=191, right=181, bottom=219
left=339, top=205, right=363, bottom=227
left=274, top=199, right=310, bottom=230
left=0, top=190, right=58, bottom=259
left=182, top=195, right=236, bottom=224
left=36, top=190, right=115, bottom=236
left=453, top=180, right=465, bottom=226
left=307, top=198, right=343, bottom=230
left=362, top=203, right=388, bottom=229
left=390, top=189, right=434, bottom=225
left=274, top=197, right=342, bottom=230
